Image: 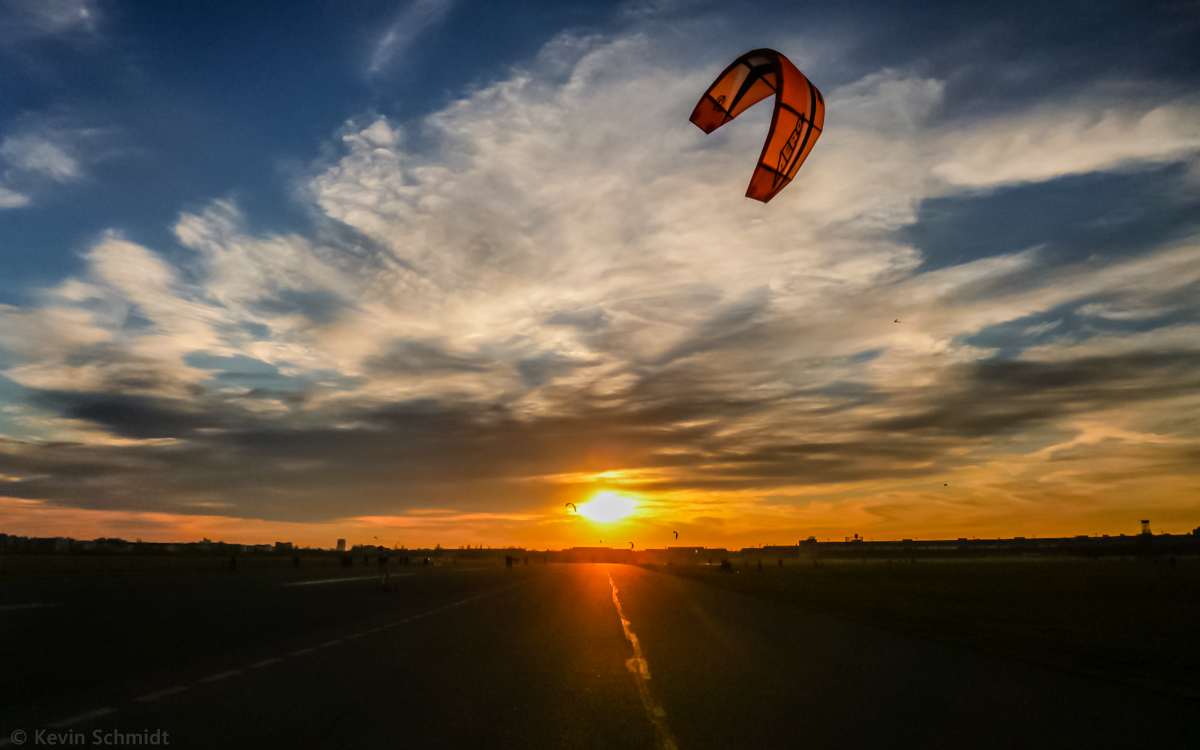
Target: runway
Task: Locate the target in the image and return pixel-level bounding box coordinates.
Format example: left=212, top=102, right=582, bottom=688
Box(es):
left=1, top=563, right=1194, bottom=748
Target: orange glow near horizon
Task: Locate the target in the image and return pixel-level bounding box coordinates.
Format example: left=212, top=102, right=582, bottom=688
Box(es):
left=4, top=444, right=1199, bottom=553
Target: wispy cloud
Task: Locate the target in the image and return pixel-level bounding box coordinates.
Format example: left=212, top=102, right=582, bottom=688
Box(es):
left=368, top=0, right=456, bottom=75
left=1, top=134, right=79, bottom=181
left=1, top=0, right=98, bottom=40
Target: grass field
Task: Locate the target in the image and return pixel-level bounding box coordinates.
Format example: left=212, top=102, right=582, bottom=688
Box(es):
left=649, top=556, right=1200, bottom=698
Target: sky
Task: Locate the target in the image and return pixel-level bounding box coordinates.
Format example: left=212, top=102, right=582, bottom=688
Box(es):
left=1, top=0, right=1199, bottom=550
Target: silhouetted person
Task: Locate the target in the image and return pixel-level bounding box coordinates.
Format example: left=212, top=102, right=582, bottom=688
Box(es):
left=292, top=554, right=300, bottom=569
left=757, top=558, right=763, bottom=571
left=229, top=555, right=237, bottom=570
left=364, top=555, right=369, bottom=566
left=778, top=558, right=783, bottom=567
left=1169, top=555, right=1177, bottom=571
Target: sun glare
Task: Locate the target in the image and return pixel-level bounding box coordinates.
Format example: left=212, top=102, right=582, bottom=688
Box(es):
left=577, top=492, right=637, bottom=523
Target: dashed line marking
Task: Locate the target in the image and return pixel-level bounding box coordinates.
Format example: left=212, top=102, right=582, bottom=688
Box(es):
left=608, top=569, right=678, bottom=750
left=248, top=658, right=282, bottom=669
left=199, top=670, right=242, bottom=683
left=48, top=707, right=117, bottom=728
left=346, top=633, right=362, bottom=639
left=319, top=640, right=341, bottom=648
left=135, top=686, right=188, bottom=702
left=289, top=648, right=315, bottom=657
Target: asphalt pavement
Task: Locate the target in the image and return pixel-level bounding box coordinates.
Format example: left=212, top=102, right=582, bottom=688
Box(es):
left=1, top=563, right=1195, bottom=748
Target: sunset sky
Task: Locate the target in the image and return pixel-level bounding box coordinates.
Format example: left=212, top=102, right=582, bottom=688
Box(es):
left=1, top=0, right=1198, bottom=550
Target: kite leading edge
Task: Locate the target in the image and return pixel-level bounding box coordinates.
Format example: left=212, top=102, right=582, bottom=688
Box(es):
left=689, top=49, right=825, bottom=203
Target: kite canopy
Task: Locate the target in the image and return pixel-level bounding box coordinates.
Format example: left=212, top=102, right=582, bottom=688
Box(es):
left=566, top=502, right=577, bottom=512
left=689, top=48, right=825, bottom=203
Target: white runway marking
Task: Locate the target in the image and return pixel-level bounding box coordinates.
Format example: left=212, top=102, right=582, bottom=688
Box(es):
left=248, top=658, right=282, bottom=669
left=42, top=577, right=535, bottom=731
left=48, top=707, right=116, bottom=728
left=608, top=569, right=678, bottom=750
left=135, top=686, right=188, bottom=702
left=284, top=573, right=413, bottom=586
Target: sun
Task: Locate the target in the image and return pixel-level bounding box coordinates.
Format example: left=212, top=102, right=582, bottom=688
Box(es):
left=577, top=492, right=637, bottom=523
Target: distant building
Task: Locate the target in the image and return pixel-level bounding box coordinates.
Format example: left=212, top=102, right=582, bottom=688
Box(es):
left=336, top=539, right=346, bottom=552
left=274, top=542, right=293, bottom=551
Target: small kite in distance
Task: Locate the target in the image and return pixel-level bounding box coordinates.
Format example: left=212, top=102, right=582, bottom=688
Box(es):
left=689, top=48, right=825, bottom=203
left=673, top=531, right=679, bottom=539
left=566, top=503, right=577, bottom=512
left=629, top=542, right=635, bottom=550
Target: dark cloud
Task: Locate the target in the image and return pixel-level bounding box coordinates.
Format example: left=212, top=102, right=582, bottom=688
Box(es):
left=546, top=308, right=610, bottom=332
left=651, top=287, right=770, bottom=365
left=255, top=288, right=347, bottom=326
left=30, top=391, right=225, bottom=439
left=363, top=338, right=494, bottom=375
left=517, top=352, right=593, bottom=388
left=873, top=351, right=1200, bottom=437
left=6, top=342, right=1200, bottom=522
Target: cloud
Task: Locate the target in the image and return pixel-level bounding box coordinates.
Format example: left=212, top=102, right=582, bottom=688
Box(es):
left=1, top=27, right=1199, bottom=540
left=0, top=185, right=29, bottom=209
left=0, top=0, right=98, bottom=40
left=368, top=0, right=456, bottom=75
left=0, top=134, right=79, bottom=180
left=0, top=119, right=122, bottom=206
left=932, top=96, right=1200, bottom=188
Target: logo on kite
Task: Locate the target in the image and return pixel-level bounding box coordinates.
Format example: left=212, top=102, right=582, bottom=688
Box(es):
left=689, top=49, right=825, bottom=203
left=566, top=503, right=577, bottom=513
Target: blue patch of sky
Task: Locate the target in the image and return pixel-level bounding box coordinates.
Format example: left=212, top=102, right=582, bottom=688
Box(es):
left=0, top=372, right=39, bottom=441
left=847, top=348, right=883, bottom=364
left=183, top=352, right=298, bottom=391
left=961, top=287, right=1200, bottom=361
left=901, top=161, right=1200, bottom=274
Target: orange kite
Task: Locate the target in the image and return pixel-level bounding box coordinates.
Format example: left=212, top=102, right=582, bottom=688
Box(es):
left=689, top=49, right=825, bottom=203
